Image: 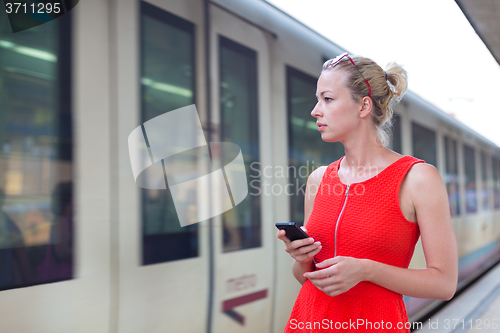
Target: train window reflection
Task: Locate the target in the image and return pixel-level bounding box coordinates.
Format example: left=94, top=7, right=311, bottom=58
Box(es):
left=0, top=11, right=72, bottom=290
left=493, top=157, right=500, bottom=209
left=287, top=66, right=343, bottom=224
left=463, top=145, right=477, bottom=214
left=444, top=137, right=460, bottom=216
left=140, top=2, right=198, bottom=264
left=412, top=122, right=437, bottom=167
left=219, top=36, right=261, bottom=252
left=480, top=152, right=489, bottom=211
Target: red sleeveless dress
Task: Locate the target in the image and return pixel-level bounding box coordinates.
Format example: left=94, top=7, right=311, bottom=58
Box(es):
left=285, top=155, right=425, bottom=332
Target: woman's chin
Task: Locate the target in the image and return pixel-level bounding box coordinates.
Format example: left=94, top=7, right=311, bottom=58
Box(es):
left=320, top=133, right=338, bottom=143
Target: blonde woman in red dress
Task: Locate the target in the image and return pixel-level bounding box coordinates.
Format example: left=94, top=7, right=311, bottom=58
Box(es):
left=277, top=53, right=458, bottom=332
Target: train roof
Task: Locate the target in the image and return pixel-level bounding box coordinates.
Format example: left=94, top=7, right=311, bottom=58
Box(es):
left=405, top=90, right=499, bottom=151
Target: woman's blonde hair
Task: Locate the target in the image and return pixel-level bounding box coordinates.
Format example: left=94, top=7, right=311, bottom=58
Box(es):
left=322, top=55, right=408, bottom=147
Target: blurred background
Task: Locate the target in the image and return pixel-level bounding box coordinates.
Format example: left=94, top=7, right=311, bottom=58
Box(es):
left=0, top=0, right=499, bottom=332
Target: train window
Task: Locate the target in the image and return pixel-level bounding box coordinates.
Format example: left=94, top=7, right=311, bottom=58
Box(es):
left=391, top=114, right=402, bottom=154
left=493, top=157, right=500, bottom=209
left=140, top=2, right=198, bottom=264
left=411, top=122, right=437, bottom=167
left=480, top=152, right=489, bottom=211
left=286, top=66, right=344, bottom=224
left=219, top=36, right=261, bottom=252
left=444, top=137, right=460, bottom=216
left=0, top=10, right=72, bottom=290
left=463, top=145, right=477, bottom=214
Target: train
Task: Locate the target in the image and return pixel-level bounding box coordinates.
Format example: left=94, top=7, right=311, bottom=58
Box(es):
left=0, top=0, right=500, bottom=332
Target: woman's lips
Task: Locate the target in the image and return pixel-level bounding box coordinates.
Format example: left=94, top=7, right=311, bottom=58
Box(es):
left=317, top=122, right=327, bottom=131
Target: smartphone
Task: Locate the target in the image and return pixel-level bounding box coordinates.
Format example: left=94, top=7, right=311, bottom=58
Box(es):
left=275, top=222, right=309, bottom=242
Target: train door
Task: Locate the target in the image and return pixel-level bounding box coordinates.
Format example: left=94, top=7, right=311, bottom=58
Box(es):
left=112, top=1, right=210, bottom=332
left=208, top=4, right=275, bottom=333
left=112, top=0, right=275, bottom=332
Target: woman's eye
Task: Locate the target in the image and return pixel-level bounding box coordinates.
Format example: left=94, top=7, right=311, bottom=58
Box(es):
left=325, top=97, right=332, bottom=102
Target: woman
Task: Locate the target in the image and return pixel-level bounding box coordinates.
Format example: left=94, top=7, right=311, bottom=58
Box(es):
left=277, top=53, right=458, bottom=332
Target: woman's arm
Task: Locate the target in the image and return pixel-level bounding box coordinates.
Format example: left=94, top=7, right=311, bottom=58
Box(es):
left=292, top=250, right=316, bottom=285
left=277, top=166, right=326, bottom=285
left=304, top=163, right=458, bottom=300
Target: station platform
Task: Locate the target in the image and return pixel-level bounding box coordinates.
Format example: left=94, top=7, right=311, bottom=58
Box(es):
left=415, top=262, right=500, bottom=332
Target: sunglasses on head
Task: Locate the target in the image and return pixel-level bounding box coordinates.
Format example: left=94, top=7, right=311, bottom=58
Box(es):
left=326, top=52, right=372, bottom=98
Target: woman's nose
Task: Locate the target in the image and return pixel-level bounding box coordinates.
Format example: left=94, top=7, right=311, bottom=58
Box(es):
left=311, top=103, right=321, bottom=117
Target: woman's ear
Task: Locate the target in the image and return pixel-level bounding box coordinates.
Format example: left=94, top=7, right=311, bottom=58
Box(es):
left=359, top=96, right=373, bottom=119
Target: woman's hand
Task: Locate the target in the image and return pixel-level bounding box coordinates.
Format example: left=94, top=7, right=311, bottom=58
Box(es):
left=276, top=227, right=322, bottom=264
left=303, top=256, right=367, bottom=297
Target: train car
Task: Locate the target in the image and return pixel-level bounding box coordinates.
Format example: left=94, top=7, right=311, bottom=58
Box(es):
left=0, top=0, right=499, bottom=332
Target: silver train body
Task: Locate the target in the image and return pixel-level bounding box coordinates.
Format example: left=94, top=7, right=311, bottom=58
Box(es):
left=0, top=0, right=499, bottom=332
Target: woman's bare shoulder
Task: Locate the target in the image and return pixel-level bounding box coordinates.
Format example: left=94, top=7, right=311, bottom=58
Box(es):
left=307, top=166, right=328, bottom=187
left=405, top=162, right=440, bottom=187
left=304, top=166, right=328, bottom=203
left=404, top=162, right=446, bottom=208
left=304, top=166, right=329, bottom=226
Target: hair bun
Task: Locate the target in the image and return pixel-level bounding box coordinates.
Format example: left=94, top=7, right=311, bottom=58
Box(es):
left=385, top=62, right=408, bottom=102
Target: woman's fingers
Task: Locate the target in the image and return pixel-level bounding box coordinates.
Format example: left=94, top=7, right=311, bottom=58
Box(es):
left=293, top=240, right=320, bottom=254
left=291, top=242, right=322, bottom=261
left=287, top=238, right=317, bottom=255
left=277, top=228, right=321, bottom=263
left=276, top=230, right=315, bottom=249
left=308, top=274, right=335, bottom=287
left=276, top=229, right=289, bottom=242
left=291, top=237, right=315, bottom=249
